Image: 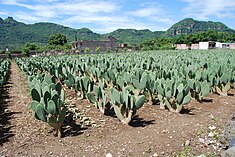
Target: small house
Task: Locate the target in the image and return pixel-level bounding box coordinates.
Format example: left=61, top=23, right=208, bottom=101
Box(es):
left=72, top=36, right=117, bottom=53
left=216, top=42, right=230, bottom=49
left=175, top=44, right=190, bottom=50
left=199, top=41, right=216, bottom=50
left=191, top=44, right=199, bottom=50
left=230, top=43, right=235, bottom=49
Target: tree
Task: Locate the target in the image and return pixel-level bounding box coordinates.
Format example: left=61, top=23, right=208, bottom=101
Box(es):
left=231, top=33, right=235, bottom=42
left=175, top=35, right=187, bottom=44
left=207, top=30, right=218, bottom=41
left=48, top=34, right=67, bottom=46
left=22, top=42, right=39, bottom=57
left=187, top=34, right=199, bottom=44
left=24, top=42, right=38, bottom=50
left=197, top=32, right=208, bottom=42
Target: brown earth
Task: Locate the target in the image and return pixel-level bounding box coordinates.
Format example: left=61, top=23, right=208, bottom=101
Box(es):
left=0, top=61, right=235, bottom=157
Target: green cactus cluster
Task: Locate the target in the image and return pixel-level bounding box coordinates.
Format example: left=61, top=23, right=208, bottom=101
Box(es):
left=0, top=59, right=10, bottom=87
left=132, top=71, right=149, bottom=90
left=16, top=59, right=38, bottom=76
left=109, top=86, right=145, bottom=124
left=30, top=74, right=66, bottom=137
left=207, top=65, right=234, bottom=96
left=53, top=63, right=94, bottom=100
left=187, top=79, right=211, bottom=101
left=156, top=79, right=191, bottom=113
left=64, top=72, right=76, bottom=88
left=73, top=75, right=94, bottom=99
left=215, top=71, right=233, bottom=96
left=87, top=81, right=107, bottom=114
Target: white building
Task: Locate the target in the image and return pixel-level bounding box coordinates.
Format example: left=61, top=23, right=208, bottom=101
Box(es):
left=216, top=42, right=230, bottom=49
left=199, top=41, right=216, bottom=50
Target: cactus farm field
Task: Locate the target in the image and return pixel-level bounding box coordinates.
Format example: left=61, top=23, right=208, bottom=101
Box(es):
left=0, top=50, right=235, bottom=156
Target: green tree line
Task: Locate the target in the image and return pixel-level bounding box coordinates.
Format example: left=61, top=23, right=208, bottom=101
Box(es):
left=22, top=34, right=71, bottom=56
left=140, top=30, right=235, bottom=50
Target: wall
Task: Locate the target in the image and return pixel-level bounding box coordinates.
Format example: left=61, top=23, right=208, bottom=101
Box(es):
left=230, top=43, right=235, bottom=49
left=199, top=42, right=209, bottom=49
left=191, top=44, right=199, bottom=49
left=175, top=44, right=190, bottom=50
left=72, top=36, right=117, bottom=53
left=216, top=42, right=231, bottom=49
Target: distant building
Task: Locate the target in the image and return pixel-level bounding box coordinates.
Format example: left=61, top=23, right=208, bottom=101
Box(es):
left=199, top=41, right=216, bottom=50
left=230, top=43, right=235, bottom=49
left=174, top=44, right=190, bottom=50
left=191, top=43, right=199, bottom=49
left=173, top=41, right=235, bottom=50
left=72, top=36, right=117, bottom=53
left=117, top=43, right=140, bottom=52
left=216, top=42, right=230, bottom=49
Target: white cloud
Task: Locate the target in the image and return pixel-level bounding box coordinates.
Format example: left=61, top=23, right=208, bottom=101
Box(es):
left=55, top=1, right=118, bottom=13
left=181, top=0, right=235, bottom=19
left=93, top=23, right=168, bottom=34
left=0, top=11, right=8, bottom=16
left=127, top=2, right=174, bottom=25
left=0, top=0, right=119, bottom=16
left=62, top=11, right=167, bottom=33
left=14, top=11, right=45, bottom=22
left=0, top=0, right=18, bottom=5
left=63, top=12, right=129, bottom=24
left=0, top=0, right=120, bottom=25
left=33, top=0, right=59, bottom=2
left=129, top=7, right=163, bottom=17
left=0, top=0, right=172, bottom=33
left=0, top=10, right=49, bottom=23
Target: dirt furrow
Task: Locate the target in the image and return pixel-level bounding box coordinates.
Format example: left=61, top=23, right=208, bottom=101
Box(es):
left=0, top=61, right=42, bottom=156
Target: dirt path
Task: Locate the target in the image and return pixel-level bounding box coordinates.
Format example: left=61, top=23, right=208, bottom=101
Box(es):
left=0, top=61, right=42, bottom=156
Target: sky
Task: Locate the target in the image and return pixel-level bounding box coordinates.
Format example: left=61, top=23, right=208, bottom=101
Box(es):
left=0, top=0, right=235, bottom=33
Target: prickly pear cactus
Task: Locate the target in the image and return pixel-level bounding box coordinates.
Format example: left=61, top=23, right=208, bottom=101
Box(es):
left=156, top=79, right=191, bottom=113
left=74, top=76, right=94, bottom=99
left=87, top=81, right=107, bottom=114
left=187, top=79, right=210, bottom=102
left=30, top=74, right=66, bottom=137
left=109, top=87, right=145, bottom=125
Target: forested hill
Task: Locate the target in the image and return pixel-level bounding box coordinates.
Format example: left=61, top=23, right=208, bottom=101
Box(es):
left=0, top=17, right=234, bottom=50
left=105, top=29, right=164, bottom=45
left=165, top=18, right=235, bottom=36
left=0, top=17, right=101, bottom=50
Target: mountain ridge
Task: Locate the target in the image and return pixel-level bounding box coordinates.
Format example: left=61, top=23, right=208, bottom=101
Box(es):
left=165, top=18, right=234, bottom=36
left=0, top=17, right=234, bottom=50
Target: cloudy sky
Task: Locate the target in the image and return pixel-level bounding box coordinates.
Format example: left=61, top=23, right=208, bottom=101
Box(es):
left=0, top=0, right=235, bottom=33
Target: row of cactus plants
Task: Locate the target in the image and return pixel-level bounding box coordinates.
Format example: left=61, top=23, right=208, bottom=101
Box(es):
left=30, top=75, right=66, bottom=137
left=15, top=59, right=67, bottom=137
left=0, top=59, right=10, bottom=87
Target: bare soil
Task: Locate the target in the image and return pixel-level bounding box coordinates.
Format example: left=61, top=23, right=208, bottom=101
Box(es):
left=0, top=61, right=235, bottom=157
